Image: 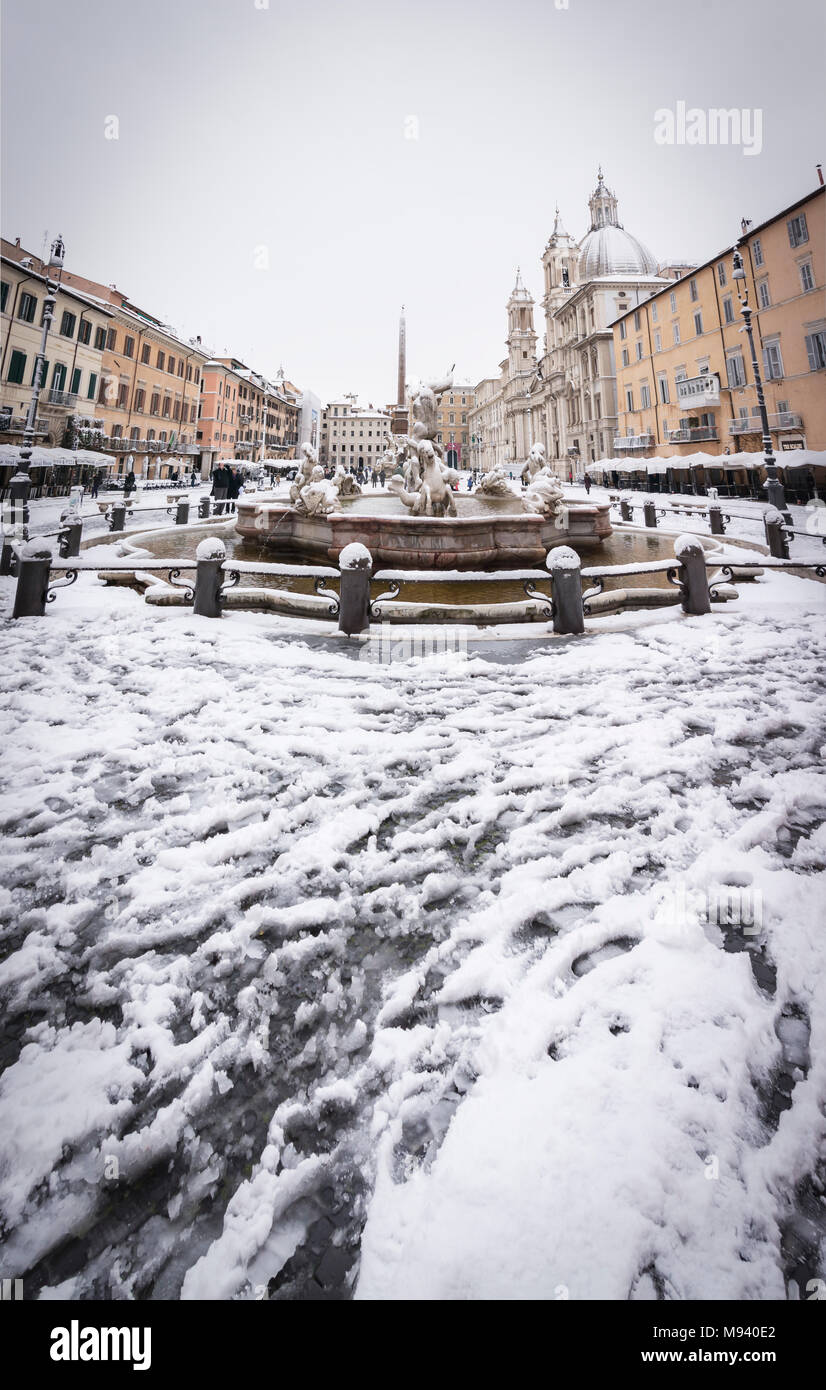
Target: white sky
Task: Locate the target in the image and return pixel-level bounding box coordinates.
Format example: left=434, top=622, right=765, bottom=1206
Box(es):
left=2, top=0, right=823, bottom=404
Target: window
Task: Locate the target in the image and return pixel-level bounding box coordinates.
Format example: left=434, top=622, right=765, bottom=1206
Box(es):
left=723, top=296, right=734, bottom=324
left=141, top=343, right=151, bottom=364
left=805, top=330, right=826, bottom=370
left=130, top=426, right=140, bottom=442
left=757, top=280, right=770, bottom=310
left=658, top=375, right=670, bottom=405
left=640, top=383, right=651, bottom=410
left=633, top=310, right=640, bottom=330
left=106, top=327, right=117, bottom=351
left=94, top=326, right=106, bottom=351
left=689, top=278, right=698, bottom=302
left=670, top=292, right=677, bottom=313
left=117, top=382, right=128, bottom=408
left=79, top=319, right=91, bottom=345
left=693, top=311, right=703, bottom=335
left=788, top=213, right=808, bottom=247
left=752, top=238, right=763, bottom=266
left=635, top=341, right=643, bottom=360
left=162, top=397, right=171, bottom=417
left=8, top=349, right=26, bottom=384
left=0, top=281, right=8, bottom=312
left=18, top=292, right=37, bottom=322
left=800, top=261, right=815, bottom=293
left=87, top=372, right=97, bottom=399
left=150, top=392, right=160, bottom=415
left=673, top=323, right=681, bottom=344
left=726, top=352, right=746, bottom=387
left=621, top=347, right=629, bottom=367
left=157, top=350, right=165, bottom=370
left=52, top=362, right=67, bottom=392
left=70, top=367, right=81, bottom=395
left=717, top=262, right=727, bottom=286
left=60, top=310, right=76, bottom=338
left=134, top=388, right=145, bottom=412
left=178, top=360, right=185, bottom=378
left=625, top=387, right=634, bottom=412
left=763, top=341, right=783, bottom=379
left=123, top=335, right=135, bottom=358
left=619, top=321, right=627, bottom=340
left=654, top=331, right=662, bottom=352
left=167, top=355, right=175, bottom=374
left=651, top=302, right=658, bottom=323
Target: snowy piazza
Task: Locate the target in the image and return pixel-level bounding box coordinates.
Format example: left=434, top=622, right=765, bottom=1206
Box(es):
left=1, top=0, right=825, bottom=1361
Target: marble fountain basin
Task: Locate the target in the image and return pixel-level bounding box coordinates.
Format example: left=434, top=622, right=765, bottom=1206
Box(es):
left=235, top=491, right=613, bottom=570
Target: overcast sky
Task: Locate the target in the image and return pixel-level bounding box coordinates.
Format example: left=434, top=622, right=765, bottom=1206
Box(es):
left=2, top=0, right=823, bottom=404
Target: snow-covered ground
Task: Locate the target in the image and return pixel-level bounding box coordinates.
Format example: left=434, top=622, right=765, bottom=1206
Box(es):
left=0, top=497, right=824, bottom=1301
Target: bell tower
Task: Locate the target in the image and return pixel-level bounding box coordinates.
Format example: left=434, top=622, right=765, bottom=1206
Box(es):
left=506, top=268, right=537, bottom=378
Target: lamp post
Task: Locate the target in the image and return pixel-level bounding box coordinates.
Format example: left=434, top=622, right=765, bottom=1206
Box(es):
left=731, top=244, right=787, bottom=513
left=10, top=235, right=66, bottom=529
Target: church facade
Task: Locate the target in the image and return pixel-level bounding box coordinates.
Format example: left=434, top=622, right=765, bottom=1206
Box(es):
left=470, top=172, right=681, bottom=479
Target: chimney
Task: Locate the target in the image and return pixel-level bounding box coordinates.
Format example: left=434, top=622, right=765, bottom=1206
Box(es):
left=14, top=237, right=20, bottom=247
left=817, top=163, right=824, bottom=187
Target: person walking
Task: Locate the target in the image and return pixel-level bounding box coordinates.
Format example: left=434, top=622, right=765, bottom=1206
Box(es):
left=379, top=468, right=386, bottom=488
left=583, top=473, right=592, bottom=495
left=226, top=466, right=241, bottom=514
left=90, top=470, right=101, bottom=499
left=123, top=469, right=136, bottom=498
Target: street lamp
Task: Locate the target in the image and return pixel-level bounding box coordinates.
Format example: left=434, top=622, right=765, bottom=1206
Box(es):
left=10, top=235, right=66, bottom=529
left=731, top=244, right=787, bottom=513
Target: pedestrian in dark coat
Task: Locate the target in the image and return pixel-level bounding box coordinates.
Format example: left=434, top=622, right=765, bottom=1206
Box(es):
left=124, top=470, right=136, bottom=497
left=583, top=473, right=592, bottom=494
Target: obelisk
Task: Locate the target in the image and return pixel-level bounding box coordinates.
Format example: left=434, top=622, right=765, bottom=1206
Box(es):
left=390, top=306, right=408, bottom=434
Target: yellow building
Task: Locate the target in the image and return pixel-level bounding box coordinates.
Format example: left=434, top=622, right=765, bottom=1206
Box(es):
left=1, top=239, right=114, bottom=449
left=612, top=183, right=825, bottom=468
left=436, top=381, right=476, bottom=468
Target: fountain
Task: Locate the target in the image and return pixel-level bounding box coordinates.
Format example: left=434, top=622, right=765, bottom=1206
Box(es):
left=236, top=370, right=612, bottom=569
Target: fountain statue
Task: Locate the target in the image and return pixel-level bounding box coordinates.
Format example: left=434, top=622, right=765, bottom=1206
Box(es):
left=333, top=463, right=361, bottom=498
left=387, top=368, right=462, bottom=517
left=476, top=460, right=513, bottom=498
left=521, top=441, right=548, bottom=487
left=289, top=441, right=318, bottom=504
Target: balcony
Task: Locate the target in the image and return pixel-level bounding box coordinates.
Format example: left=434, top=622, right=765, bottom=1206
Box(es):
left=0, top=414, right=48, bottom=434
left=47, top=389, right=79, bottom=408
left=665, top=426, right=719, bottom=443
left=613, top=433, right=654, bottom=451
left=729, top=411, right=804, bottom=434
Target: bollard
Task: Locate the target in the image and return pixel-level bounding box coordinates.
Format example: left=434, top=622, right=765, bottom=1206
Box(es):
left=620, top=497, right=633, bottom=522
left=708, top=505, right=726, bottom=536
left=673, top=534, right=711, bottom=615
left=763, top=507, right=789, bottom=559
left=338, top=542, right=372, bottom=636
left=57, top=513, right=82, bottom=558
left=12, top=540, right=52, bottom=618
left=643, top=500, right=658, bottom=528
left=193, top=537, right=227, bottom=618
left=198, top=496, right=211, bottom=520
left=1, top=499, right=26, bottom=575
left=547, top=545, right=585, bottom=635
left=107, top=504, right=127, bottom=532
left=175, top=499, right=190, bottom=526
left=213, top=487, right=227, bottom=517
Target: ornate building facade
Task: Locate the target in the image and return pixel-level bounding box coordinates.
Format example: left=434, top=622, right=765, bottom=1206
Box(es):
left=470, top=172, right=678, bottom=479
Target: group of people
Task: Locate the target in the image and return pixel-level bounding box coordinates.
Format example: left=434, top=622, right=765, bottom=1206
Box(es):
left=210, top=463, right=244, bottom=513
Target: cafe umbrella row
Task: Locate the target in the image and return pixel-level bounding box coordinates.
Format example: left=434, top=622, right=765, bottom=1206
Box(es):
left=584, top=448, right=826, bottom=504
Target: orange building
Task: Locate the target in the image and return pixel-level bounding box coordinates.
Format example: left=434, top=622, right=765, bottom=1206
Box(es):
left=612, top=183, right=825, bottom=463
left=197, top=359, right=300, bottom=468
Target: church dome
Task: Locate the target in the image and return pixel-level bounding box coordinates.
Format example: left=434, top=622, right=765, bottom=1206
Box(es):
left=578, top=169, right=658, bottom=279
